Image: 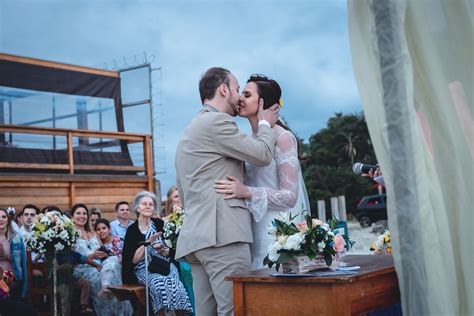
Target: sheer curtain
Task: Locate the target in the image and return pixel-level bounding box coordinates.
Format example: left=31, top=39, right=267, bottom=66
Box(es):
left=348, top=1, right=473, bottom=315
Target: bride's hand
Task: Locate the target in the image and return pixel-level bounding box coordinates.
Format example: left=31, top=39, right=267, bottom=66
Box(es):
left=215, top=176, right=251, bottom=200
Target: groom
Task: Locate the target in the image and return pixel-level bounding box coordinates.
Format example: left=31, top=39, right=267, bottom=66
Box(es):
left=175, top=67, right=279, bottom=315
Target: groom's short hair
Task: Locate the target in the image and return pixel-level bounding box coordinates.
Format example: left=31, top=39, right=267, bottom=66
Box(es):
left=199, top=67, right=231, bottom=104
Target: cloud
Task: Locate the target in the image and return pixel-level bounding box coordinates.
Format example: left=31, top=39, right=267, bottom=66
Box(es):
left=1, top=0, right=362, bottom=195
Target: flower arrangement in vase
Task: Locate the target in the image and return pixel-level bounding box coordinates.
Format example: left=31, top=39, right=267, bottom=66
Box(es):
left=370, top=230, right=392, bottom=254
left=264, top=212, right=353, bottom=273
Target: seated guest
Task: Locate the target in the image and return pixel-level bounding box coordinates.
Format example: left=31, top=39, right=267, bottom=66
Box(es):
left=122, top=191, right=192, bottom=314
left=18, top=204, right=40, bottom=237
left=19, top=204, right=43, bottom=264
left=163, top=186, right=196, bottom=315
left=162, top=186, right=181, bottom=221
left=95, top=219, right=124, bottom=262
left=71, top=203, right=132, bottom=316
left=6, top=208, right=20, bottom=233
left=89, top=208, right=101, bottom=230
left=110, top=201, right=134, bottom=241
left=41, top=205, right=61, bottom=214
left=0, top=208, right=27, bottom=299
left=14, top=209, right=24, bottom=231
left=0, top=267, right=36, bottom=315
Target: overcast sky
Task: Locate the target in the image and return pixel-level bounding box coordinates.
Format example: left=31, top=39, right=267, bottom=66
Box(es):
left=0, top=0, right=362, bottom=197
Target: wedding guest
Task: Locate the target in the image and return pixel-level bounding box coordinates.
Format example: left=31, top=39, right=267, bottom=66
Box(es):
left=110, top=201, right=134, bottom=241
left=162, top=187, right=195, bottom=315
left=122, top=191, right=192, bottom=314
left=0, top=267, right=36, bottom=315
left=6, top=208, right=20, bottom=233
left=162, top=186, right=181, bottom=220
left=14, top=209, right=24, bottom=230
left=95, top=219, right=124, bottom=262
left=0, top=208, right=27, bottom=299
left=41, top=205, right=61, bottom=214
left=18, top=204, right=43, bottom=263
left=18, top=204, right=40, bottom=237
left=71, top=203, right=132, bottom=316
left=89, top=208, right=101, bottom=230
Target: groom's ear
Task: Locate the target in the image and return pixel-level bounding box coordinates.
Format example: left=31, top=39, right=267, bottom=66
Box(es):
left=218, top=83, right=227, bottom=97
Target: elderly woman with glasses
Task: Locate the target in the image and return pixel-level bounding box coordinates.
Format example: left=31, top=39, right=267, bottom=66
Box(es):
left=122, top=191, right=192, bottom=315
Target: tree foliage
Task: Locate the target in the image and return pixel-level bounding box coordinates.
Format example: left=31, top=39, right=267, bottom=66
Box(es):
left=301, top=112, right=380, bottom=217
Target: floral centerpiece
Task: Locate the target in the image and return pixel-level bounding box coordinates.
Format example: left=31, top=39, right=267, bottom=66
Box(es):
left=264, top=212, right=352, bottom=273
left=24, top=210, right=80, bottom=316
left=163, top=205, right=185, bottom=249
left=370, top=230, right=392, bottom=254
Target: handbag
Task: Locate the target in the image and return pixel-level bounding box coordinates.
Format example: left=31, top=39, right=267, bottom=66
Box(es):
left=148, top=255, right=171, bottom=276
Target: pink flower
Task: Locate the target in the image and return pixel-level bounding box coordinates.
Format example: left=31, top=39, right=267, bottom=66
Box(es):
left=312, top=218, right=324, bottom=227
left=334, top=234, right=346, bottom=253
left=296, top=222, right=308, bottom=232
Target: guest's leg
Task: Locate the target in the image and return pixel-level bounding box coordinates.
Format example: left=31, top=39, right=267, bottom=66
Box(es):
left=75, top=277, right=91, bottom=307
left=194, top=243, right=251, bottom=316
left=185, top=252, right=217, bottom=316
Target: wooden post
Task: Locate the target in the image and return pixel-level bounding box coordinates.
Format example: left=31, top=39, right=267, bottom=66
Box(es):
left=143, top=136, right=154, bottom=192
left=317, top=200, right=326, bottom=222
left=70, top=182, right=76, bottom=207
left=330, top=197, right=339, bottom=219
left=337, top=195, right=347, bottom=221
left=67, top=132, right=74, bottom=175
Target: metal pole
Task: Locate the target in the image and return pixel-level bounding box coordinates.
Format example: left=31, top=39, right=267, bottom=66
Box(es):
left=144, top=245, right=150, bottom=316
left=317, top=200, right=326, bottom=222
left=330, top=197, right=340, bottom=219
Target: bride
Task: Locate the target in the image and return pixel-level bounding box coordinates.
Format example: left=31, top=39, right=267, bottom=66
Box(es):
left=215, top=74, right=311, bottom=269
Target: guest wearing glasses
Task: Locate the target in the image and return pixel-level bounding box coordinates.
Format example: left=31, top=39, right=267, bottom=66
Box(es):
left=122, top=191, right=192, bottom=315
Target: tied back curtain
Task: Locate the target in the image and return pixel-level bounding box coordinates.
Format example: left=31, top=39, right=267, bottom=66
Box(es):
left=348, top=0, right=473, bottom=315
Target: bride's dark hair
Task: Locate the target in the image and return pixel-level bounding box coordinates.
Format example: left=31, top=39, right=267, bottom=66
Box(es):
left=247, top=74, right=302, bottom=159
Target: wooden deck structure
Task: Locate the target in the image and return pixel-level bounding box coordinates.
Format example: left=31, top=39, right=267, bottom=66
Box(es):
left=0, top=53, right=157, bottom=217
left=0, top=124, right=154, bottom=218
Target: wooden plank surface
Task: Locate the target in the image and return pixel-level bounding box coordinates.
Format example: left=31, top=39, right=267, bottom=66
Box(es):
left=0, top=173, right=148, bottom=183
left=0, top=162, right=69, bottom=170
left=0, top=187, right=69, bottom=196
left=226, top=255, right=395, bottom=284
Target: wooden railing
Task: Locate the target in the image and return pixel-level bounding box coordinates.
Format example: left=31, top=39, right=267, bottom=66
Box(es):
left=0, top=124, right=154, bottom=191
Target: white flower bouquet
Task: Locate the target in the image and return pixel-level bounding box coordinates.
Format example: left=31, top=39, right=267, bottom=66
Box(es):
left=24, top=210, right=80, bottom=254
left=163, top=205, right=185, bottom=249
left=264, top=212, right=352, bottom=272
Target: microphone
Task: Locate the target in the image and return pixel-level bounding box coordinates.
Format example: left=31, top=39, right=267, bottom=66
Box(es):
left=352, top=162, right=378, bottom=175
left=138, top=241, right=151, bottom=247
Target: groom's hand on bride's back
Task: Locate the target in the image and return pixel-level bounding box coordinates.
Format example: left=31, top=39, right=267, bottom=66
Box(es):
left=257, top=98, right=280, bottom=127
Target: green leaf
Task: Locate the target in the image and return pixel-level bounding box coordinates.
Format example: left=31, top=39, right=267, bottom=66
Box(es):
left=324, top=252, right=332, bottom=266
left=276, top=252, right=294, bottom=264
left=306, top=214, right=313, bottom=230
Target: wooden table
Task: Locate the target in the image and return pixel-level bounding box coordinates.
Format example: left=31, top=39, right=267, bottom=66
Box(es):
left=225, top=254, right=400, bottom=316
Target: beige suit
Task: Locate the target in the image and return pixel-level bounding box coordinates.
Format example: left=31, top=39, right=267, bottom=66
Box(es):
left=175, top=105, right=276, bottom=315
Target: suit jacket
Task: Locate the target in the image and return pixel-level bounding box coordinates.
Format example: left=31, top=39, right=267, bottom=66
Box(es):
left=175, top=105, right=277, bottom=259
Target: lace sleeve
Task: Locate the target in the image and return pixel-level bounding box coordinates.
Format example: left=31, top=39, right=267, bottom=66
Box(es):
left=246, top=132, right=300, bottom=222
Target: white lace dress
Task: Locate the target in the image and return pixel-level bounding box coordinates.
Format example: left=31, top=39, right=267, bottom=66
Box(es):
left=245, top=126, right=311, bottom=269
left=73, top=235, right=133, bottom=316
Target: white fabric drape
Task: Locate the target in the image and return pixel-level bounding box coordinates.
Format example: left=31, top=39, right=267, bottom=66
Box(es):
left=348, top=1, right=473, bottom=315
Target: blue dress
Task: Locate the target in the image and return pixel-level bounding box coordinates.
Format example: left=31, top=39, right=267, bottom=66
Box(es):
left=134, top=222, right=192, bottom=314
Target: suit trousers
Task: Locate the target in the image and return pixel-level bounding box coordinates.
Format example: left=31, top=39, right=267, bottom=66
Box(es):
left=186, top=242, right=251, bottom=316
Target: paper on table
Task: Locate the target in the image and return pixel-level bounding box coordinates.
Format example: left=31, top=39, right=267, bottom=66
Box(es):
left=336, top=266, right=361, bottom=271
left=271, top=270, right=357, bottom=277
